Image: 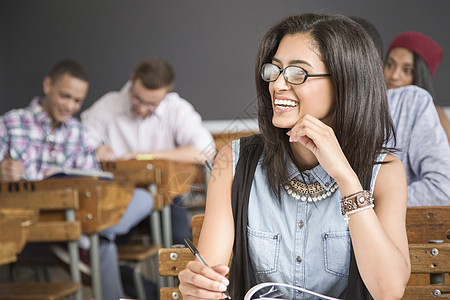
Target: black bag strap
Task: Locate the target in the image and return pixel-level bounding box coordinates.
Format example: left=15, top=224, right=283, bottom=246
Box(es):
left=229, top=134, right=263, bottom=300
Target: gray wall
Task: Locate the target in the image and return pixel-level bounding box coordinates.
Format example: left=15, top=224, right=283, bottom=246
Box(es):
left=1, top=1, right=450, bottom=120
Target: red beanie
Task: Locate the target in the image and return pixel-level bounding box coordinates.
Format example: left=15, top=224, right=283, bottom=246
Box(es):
left=387, top=31, right=443, bottom=77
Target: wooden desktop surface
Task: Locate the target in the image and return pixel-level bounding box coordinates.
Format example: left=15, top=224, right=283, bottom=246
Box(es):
left=101, top=159, right=204, bottom=210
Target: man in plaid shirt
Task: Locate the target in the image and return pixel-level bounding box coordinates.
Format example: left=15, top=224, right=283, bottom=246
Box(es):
left=0, top=59, right=153, bottom=299
left=0, top=63, right=97, bottom=181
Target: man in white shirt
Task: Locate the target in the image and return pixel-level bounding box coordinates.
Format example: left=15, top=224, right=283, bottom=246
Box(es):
left=81, top=56, right=215, bottom=246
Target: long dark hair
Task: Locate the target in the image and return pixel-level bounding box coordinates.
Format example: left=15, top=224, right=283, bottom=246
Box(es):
left=413, top=53, right=436, bottom=99
left=255, top=13, right=395, bottom=199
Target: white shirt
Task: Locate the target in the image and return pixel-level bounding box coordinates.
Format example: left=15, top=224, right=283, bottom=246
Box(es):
left=81, top=81, right=216, bottom=159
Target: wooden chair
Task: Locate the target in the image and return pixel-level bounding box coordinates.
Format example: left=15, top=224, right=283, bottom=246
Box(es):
left=0, top=207, right=37, bottom=266
left=0, top=188, right=83, bottom=300
left=102, top=159, right=205, bottom=299
left=158, top=214, right=204, bottom=300
left=118, top=243, right=161, bottom=300
left=403, top=206, right=450, bottom=299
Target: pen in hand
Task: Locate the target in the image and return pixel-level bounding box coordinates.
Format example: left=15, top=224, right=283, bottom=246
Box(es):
left=184, top=238, right=231, bottom=299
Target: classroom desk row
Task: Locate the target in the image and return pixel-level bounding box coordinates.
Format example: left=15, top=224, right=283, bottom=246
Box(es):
left=0, top=158, right=204, bottom=300
left=0, top=131, right=257, bottom=299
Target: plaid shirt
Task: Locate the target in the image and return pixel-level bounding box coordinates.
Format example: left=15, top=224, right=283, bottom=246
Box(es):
left=0, top=97, right=100, bottom=180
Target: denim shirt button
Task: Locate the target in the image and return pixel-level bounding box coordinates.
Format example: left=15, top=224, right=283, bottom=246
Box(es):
left=298, top=220, right=304, bottom=229
left=296, top=256, right=302, bottom=263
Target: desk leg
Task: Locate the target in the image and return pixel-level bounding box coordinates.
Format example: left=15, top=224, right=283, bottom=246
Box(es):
left=68, top=240, right=82, bottom=300
left=66, top=210, right=82, bottom=300
left=133, top=262, right=147, bottom=300
left=161, top=205, right=175, bottom=285
left=150, top=210, right=163, bottom=246
left=162, top=204, right=173, bottom=248
left=161, top=204, right=175, bottom=286
left=150, top=210, right=167, bottom=289
left=90, top=234, right=102, bottom=300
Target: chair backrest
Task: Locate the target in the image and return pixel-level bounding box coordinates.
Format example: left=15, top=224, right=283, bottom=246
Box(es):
left=159, top=214, right=204, bottom=300
left=0, top=188, right=83, bottom=300
left=0, top=207, right=37, bottom=265
left=403, top=206, right=450, bottom=299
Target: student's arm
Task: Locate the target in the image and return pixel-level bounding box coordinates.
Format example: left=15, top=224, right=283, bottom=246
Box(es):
left=288, top=114, right=410, bottom=299
left=178, top=144, right=234, bottom=299
left=121, top=146, right=212, bottom=164
left=171, top=97, right=216, bottom=161
left=406, top=98, right=450, bottom=206
left=349, top=154, right=410, bottom=299
left=71, top=127, right=102, bottom=171
left=95, top=144, right=116, bottom=161
left=0, top=118, right=24, bottom=182
left=0, top=158, right=24, bottom=182
left=435, top=105, right=450, bottom=143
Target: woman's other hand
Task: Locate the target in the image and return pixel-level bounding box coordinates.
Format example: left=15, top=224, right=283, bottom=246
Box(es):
left=178, top=260, right=230, bottom=299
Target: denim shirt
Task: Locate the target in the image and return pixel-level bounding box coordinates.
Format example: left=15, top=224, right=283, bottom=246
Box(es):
left=232, top=140, right=386, bottom=299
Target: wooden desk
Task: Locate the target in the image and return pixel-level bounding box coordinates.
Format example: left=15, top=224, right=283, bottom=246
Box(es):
left=101, top=159, right=204, bottom=248
left=0, top=189, right=82, bottom=300
left=0, top=177, right=133, bottom=234
left=0, top=177, right=134, bottom=300
left=212, top=131, right=258, bottom=152
left=0, top=208, right=37, bottom=266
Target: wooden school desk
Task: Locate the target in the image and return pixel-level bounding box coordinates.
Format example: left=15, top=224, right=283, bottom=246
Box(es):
left=101, top=159, right=204, bottom=248
left=0, top=177, right=134, bottom=300
left=0, top=207, right=37, bottom=266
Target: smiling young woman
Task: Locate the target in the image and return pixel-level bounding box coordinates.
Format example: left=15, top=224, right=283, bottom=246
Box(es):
left=178, top=13, right=410, bottom=300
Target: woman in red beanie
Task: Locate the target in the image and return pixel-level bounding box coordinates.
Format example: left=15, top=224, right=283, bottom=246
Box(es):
left=384, top=31, right=450, bottom=142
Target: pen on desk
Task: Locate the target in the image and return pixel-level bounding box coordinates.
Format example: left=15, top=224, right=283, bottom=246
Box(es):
left=184, top=238, right=231, bottom=299
left=5, top=150, right=29, bottom=181
left=205, top=159, right=213, bottom=171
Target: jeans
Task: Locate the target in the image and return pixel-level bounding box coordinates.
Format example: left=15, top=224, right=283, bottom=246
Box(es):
left=99, top=187, right=153, bottom=300
left=171, top=195, right=192, bottom=245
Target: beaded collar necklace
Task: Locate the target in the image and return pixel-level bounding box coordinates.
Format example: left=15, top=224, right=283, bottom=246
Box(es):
left=284, top=178, right=338, bottom=202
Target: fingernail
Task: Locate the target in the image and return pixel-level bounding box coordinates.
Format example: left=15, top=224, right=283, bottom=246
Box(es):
left=222, top=278, right=230, bottom=286
left=219, top=284, right=227, bottom=291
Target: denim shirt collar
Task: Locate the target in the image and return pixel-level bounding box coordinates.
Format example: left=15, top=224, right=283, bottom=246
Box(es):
left=285, top=157, right=336, bottom=191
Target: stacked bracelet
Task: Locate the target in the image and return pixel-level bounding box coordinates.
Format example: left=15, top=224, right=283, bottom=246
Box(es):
left=340, top=190, right=374, bottom=222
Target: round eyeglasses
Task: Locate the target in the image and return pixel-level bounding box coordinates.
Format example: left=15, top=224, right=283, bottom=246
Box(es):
left=261, top=63, right=331, bottom=85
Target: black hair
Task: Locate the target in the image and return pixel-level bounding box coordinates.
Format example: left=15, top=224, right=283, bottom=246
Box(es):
left=413, top=53, right=436, bottom=99
left=255, top=13, right=394, bottom=200
left=49, top=59, right=88, bottom=82
left=349, top=16, right=383, bottom=60
left=133, top=56, right=175, bottom=90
